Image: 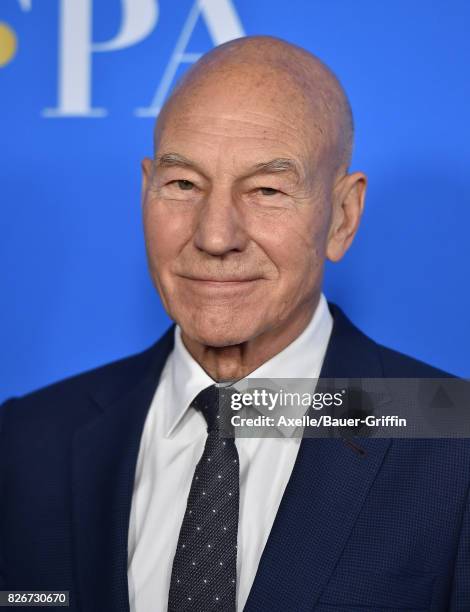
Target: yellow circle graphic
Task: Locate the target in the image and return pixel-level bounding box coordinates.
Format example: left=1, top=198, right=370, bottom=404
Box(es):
left=0, top=22, right=17, bottom=67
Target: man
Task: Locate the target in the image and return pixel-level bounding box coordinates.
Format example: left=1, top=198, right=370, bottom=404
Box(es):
left=0, top=36, right=468, bottom=611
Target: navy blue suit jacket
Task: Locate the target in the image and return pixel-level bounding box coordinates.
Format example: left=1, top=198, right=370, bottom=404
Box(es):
left=1, top=304, right=469, bottom=611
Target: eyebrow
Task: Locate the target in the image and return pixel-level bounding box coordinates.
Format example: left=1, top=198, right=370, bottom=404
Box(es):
left=155, top=152, right=196, bottom=169
left=155, top=152, right=301, bottom=181
left=251, top=158, right=300, bottom=179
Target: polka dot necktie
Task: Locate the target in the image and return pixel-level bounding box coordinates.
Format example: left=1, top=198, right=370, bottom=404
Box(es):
left=168, top=385, right=240, bottom=612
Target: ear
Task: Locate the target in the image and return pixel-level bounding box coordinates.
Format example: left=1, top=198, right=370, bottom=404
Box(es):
left=326, top=171, right=367, bottom=262
left=141, top=157, right=154, bottom=202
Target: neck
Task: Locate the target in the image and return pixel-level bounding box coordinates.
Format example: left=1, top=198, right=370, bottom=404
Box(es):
left=180, top=295, right=320, bottom=382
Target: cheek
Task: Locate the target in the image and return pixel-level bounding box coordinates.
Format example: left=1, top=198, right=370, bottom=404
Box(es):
left=143, top=200, right=193, bottom=265
left=246, top=205, right=329, bottom=282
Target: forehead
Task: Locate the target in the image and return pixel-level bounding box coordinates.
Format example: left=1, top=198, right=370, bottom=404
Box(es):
left=156, top=75, right=325, bottom=172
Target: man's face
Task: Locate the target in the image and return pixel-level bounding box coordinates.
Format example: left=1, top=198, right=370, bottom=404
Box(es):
left=142, top=77, right=335, bottom=347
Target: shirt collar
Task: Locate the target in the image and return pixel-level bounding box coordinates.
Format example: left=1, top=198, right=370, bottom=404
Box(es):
left=163, top=293, right=333, bottom=437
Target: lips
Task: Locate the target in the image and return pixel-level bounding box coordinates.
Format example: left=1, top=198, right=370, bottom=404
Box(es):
left=178, top=275, right=263, bottom=294
left=180, top=275, right=261, bottom=283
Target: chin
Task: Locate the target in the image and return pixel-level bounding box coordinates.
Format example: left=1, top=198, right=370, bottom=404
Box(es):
left=177, top=308, right=264, bottom=348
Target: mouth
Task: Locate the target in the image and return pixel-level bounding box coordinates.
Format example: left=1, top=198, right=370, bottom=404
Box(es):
left=178, top=276, right=263, bottom=293
left=180, top=273, right=262, bottom=282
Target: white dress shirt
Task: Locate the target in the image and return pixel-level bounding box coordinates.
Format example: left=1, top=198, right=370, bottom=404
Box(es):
left=127, top=293, right=333, bottom=611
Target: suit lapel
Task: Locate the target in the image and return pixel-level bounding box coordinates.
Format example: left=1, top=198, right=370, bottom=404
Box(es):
left=244, top=304, right=392, bottom=611
left=71, top=326, right=175, bottom=612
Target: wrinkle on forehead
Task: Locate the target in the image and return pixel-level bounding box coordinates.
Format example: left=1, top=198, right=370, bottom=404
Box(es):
left=154, top=35, right=354, bottom=176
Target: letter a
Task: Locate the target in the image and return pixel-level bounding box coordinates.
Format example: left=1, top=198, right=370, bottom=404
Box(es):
left=136, top=0, right=245, bottom=117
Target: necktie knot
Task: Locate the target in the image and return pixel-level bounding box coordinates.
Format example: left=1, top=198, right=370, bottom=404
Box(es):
left=191, top=384, right=236, bottom=433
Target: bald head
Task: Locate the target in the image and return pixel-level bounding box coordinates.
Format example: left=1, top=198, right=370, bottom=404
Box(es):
left=142, top=35, right=366, bottom=362
left=155, top=35, right=354, bottom=174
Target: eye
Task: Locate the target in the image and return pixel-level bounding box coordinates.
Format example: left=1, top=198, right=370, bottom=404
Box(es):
left=174, top=179, right=195, bottom=190
left=258, top=187, right=280, bottom=196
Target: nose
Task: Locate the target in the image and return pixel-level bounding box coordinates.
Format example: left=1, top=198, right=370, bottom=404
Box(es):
left=193, top=187, right=248, bottom=256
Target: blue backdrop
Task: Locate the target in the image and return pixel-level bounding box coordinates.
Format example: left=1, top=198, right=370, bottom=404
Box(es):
left=1, top=0, right=469, bottom=403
